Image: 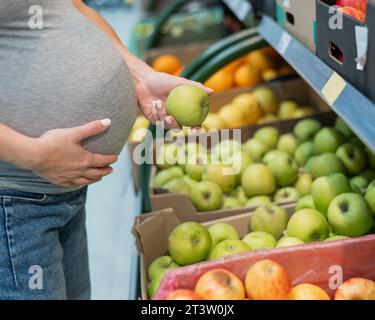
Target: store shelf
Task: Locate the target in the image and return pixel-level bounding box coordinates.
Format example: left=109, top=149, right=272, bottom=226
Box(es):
left=258, top=16, right=375, bottom=153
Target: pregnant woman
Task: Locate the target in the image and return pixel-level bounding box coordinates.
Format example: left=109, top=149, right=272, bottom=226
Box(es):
left=0, top=0, right=212, bottom=300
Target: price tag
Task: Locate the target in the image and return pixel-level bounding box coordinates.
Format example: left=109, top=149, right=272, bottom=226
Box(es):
left=321, top=72, right=347, bottom=106
left=277, top=32, right=292, bottom=55
left=222, top=0, right=253, bottom=22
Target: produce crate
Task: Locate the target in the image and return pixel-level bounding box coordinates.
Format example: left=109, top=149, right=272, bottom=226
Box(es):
left=276, top=0, right=317, bottom=52
left=316, top=0, right=375, bottom=102
left=132, top=207, right=375, bottom=300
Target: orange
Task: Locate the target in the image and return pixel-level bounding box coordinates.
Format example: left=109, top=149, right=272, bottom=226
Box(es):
left=262, top=69, right=279, bottom=81
left=174, top=66, right=185, bottom=76
left=288, top=284, right=330, bottom=300
left=245, top=259, right=292, bottom=300
left=234, top=64, right=262, bottom=88
left=152, top=54, right=182, bottom=74
left=205, top=70, right=233, bottom=92
left=246, top=50, right=275, bottom=72
left=222, top=56, right=247, bottom=74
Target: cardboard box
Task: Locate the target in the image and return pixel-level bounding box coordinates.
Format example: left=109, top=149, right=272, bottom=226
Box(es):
left=276, top=0, right=317, bottom=52
left=133, top=207, right=375, bottom=300
left=316, top=0, right=375, bottom=102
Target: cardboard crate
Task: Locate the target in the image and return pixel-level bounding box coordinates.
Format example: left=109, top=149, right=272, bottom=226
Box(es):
left=133, top=207, right=375, bottom=300
left=276, top=0, right=317, bottom=52
left=316, top=0, right=375, bottom=102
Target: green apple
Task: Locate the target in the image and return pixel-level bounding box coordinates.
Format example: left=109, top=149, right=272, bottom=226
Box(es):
left=365, top=180, right=375, bottom=214
left=294, top=119, right=322, bottom=141
left=242, top=231, right=276, bottom=250
left=359, top=169, right=375, bottom=185
left=310, top=153, right=346, bottom=178
left=227, top=150, right=253, bottom=183
left=246, top=196, right=272, bottom=208
left=185, top=163, right=205, bottom=181
left=294, top=141, right=316, bottom=166
left=213, top=140, right=242, bottom=162
left=287, top=209, right=329, bottom=242
left=336, top=143, right=367, bottom=176
left=335, top=117, right=353, bottom=138
left=168, top=222, right=212, bottom=265
left=209, top=239, right=251, bottom=260
left=243, top=139, right=269, bottom=162
left=324, top=235, right=349, bottom=242
left=148, top=273, right=164, bottom=299
left=222, top=196, right=243, bottom=209
left=190, top=181, right=223, bottom=212
left=277, top=133, right=300, bottom=156
left=268, top=153, right=299, bottom=187
left=156, top=143, right=180, bottom=169
left=276, top=236, right=304, bottom=248
left=204, top=163, right=237, bottom=193
left=153, top=167, right=184, bottom=188
left=230, top=186, right=248, bottom=204
left=208, top=223, right=239, bottom=251
left=274, top=187, right=299, bottom=203
left=295, top=173, right=313, bottom=196
left=182, top=143, right=207, bottom=167
left=148, top=256, right=180, bottom=281
left=254, top=126, right=279, bottom=149
left=167, top=85, right=210, bottom=127
left=278, top=100, right=299, bottom=119
left=350, top=176, right=369, bottom=191
left=241, top=164, right=276, bottom=197
left=327, top=193, right=373, bottom=237
left=163, top=178, right=191, bottom=195
left=314, top=128, right=343, bottom=154
left=251, top=204, right=289, bottom=239
left=311, top=173, right=352, bottom=216
left=253, top=87, right=279, bottom=115
left=350, top=182, right=362, bottom=195
left=368, top=151, right=375, bottom=168
left=183, top=175, right=198, bottom=190
left=263, top=150, right=289, bottom=165
left=296, top=195, right=316, bottom=211
left=305, top=155, right=318, bottom=175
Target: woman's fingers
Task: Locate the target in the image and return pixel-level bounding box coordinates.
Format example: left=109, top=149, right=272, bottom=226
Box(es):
left=89, top=153, right=118, bottom=168
left=84, top=167, right=113, bottom=180
left=164, top=116, right=181, bottom=129
left=154, top=100, right=168, bottom=121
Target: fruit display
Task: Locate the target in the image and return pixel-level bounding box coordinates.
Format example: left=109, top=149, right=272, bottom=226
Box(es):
left=165, top=260, right=375, bottom=300
left=203, top=47, right=295, bottom=92
left=336, top=0, right=367, bottom=22
left=151, top=54, right=184, bottom=76
left=152, top=116, right=375, bottom=214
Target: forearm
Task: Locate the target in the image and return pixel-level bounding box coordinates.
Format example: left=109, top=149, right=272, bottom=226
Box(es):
left=0, top=124, right=36, bottom=169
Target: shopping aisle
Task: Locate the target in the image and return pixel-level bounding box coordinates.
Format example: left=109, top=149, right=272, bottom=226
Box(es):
left=85, top=4, right=143, bottom=300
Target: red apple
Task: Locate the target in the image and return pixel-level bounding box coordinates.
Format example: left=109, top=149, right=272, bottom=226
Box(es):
left=334, top=278, right=375, bottom=300
left=166, top=289, right=204, bottom=300
left=195, top=269, right=245, bottom=300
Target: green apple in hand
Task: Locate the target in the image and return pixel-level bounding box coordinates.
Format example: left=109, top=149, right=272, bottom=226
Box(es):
left=336, top=143, right=367, bottom=176
left=208, top=223, right=239, bottom=251
left=153, top=167, right=184, bottom=188
left=209, top=240, right=251, bottom=260
left=148, top=256, right=180, bottom=281
left=274, top=187, right=299, bottom=203
left=310, top=153, right=346, bottom=178
left=246, top=196, right=272, bottom=208
left=276, top=236, right=304, bottom=248
left=243, top=139, right=269, bottom=162
left=294, top=141, right=316, bottom=166
left=287, top=209, right=329, bottom=242
left=294, top=119, right=322, bottom=141
left=296, top=195, right=316, bottom=211
left=241, top=164, right=276, bottom=197
left=254, top=126, right=279, bottom=149
left=314, top=127, right=343, bottom=154
left=222, top=196, right=243, bottom=209
left=365, top=180, right=375, bottom=214
left=277, top=133, right=299, bottom=156
left=327, top=193, right=373, bottom=237
left=190, top=181, right=223, bottom=212
left=251, top=204, right=289, bottom=239
left=242, top=231, right=277, bottom=250
left=167, top=85, right=210, bottom=127
left=311, top=173, right=352, bottom=216
left=268, top=153, right=299, bottom=187
left=168, top=222, right=212, bottom=265
left=204, top=163, right=237, bottom=193
left=295, top=173, right=313, bottom=197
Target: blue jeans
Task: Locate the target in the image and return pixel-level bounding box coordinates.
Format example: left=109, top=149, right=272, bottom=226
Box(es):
left=0, top=187, right=90, bottom=300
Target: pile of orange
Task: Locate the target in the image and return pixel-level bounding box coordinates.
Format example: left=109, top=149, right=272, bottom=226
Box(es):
left=205, top=47, right=295, bottom=92
left=151, top=54, right=184, bottom=76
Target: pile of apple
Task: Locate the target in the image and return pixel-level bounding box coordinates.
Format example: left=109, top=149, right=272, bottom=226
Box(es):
left=202, top=87, right=316, bottom=131
left=336, top=0, right=367, bottom=22
left=165, top=260, right=375, bottom=300
left=153, top=117, right=375, bottom=213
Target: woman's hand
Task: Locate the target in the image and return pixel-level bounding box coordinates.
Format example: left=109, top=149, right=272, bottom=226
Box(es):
left=134, top=69, right=214, bottom=129
left=25, top=119, right=117, bottom=188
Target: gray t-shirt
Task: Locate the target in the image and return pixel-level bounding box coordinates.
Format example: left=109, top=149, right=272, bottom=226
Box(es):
left=0, top=0, right=137, bottom=194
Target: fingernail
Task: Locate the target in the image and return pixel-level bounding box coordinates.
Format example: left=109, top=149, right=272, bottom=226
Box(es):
left=206, top=87, right=215, bottom=94
left=100, top=119, right=111, bottom=126
left=166, top=118, right=172, bottom=125
left=152, top=100, right=157, bottom=109
left=156, top=100, right=163, bottom=109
